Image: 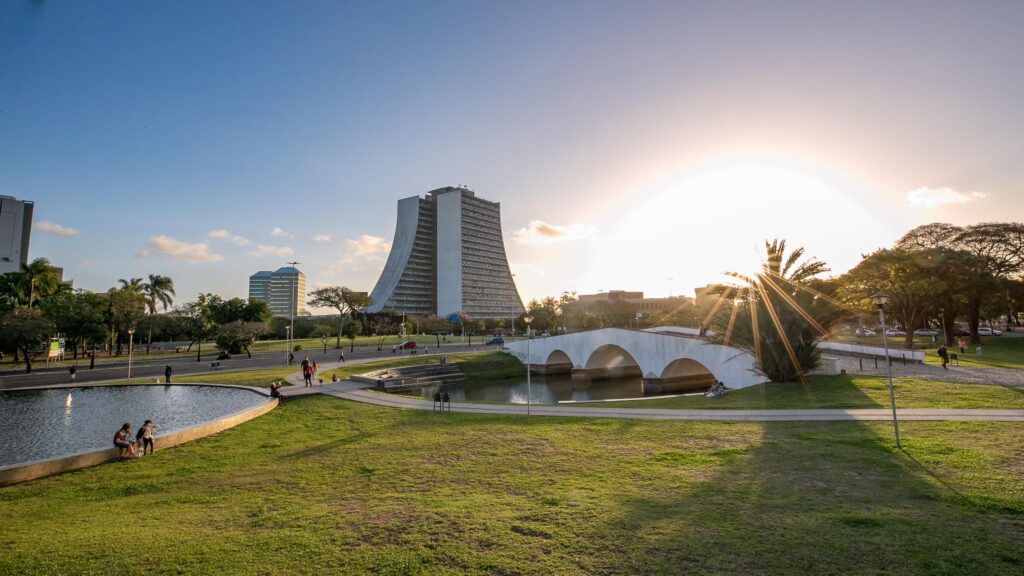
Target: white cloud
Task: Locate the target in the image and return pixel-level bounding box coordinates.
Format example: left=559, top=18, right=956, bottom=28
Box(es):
left=511, top=262, right=546, bottom=277
left=34, top=221, right=79, bottom=236
left=313, top=281, right=333, bottom=290
left=906, top=186, right=989, bottom=208
left=271, top=227, right=295, bottom=240
left=247, top=244, right=294, bottom=258
left=342, top=235, right=391, bottom=262
left=208, top=229, right=251, bottom=246
left=513, top=220, right=598, bottom=244
left=142, top=236, right=222, bottom=262
left=313, top=233, right=332, bottom=243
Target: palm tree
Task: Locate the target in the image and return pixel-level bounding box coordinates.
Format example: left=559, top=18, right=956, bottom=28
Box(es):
left=709, top=239, right=843, bottom=383
left=118, top=277, right=145, bottom=294
left=142, top=274, right=175, bottom=354
left=22, top=258, right=61, bottom=309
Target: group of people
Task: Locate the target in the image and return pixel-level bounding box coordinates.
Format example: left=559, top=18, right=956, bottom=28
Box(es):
left=301, top=356, right=319, bottom=386
left=113, top=420, right=155, bottom=458
left=705, top=380, right=726, bottom=398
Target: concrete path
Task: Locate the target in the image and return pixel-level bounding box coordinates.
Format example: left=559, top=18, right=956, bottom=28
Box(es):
left=834, top=356, right=1024, bottom=387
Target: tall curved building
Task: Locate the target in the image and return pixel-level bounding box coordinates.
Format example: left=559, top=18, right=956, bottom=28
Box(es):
left=367, top=187, right=525, bottom=320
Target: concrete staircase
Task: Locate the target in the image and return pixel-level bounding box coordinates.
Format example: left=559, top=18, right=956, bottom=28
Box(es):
left=351, top=363, right=468, bottom=394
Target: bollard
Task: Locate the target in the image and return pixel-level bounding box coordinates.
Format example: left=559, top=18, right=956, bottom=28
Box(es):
left=859, top=358, right=863, bottom=371
left=902, top=354, right=906, bottom=366
left=874, top=357, right=878, bottom=369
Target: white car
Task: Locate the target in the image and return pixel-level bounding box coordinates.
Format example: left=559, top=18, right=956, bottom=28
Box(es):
left=914, top=328, right=938, bottom=336
left=978, top=327, right=1003, bottom=336
left=885, top=329, right=906, bottom=337
left=855, top=328, right=877, bottom=337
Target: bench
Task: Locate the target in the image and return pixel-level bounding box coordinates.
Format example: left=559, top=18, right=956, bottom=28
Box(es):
left=210, top=362, right=221, bottom=371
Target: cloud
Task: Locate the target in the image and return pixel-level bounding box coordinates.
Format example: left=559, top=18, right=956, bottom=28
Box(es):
left=511, top=262, right=545, bottom=277
left=34, top=221, right=79, bottom=236
left=342, top=235, right=391, bottom=262
left=313, top=233, right=332, bottom=243
left=513, top=220, right=598, bottom=244
left=313, top=281, right=333, bottom=290
left=247, top=244, right=294, bottom=258
left=906, top=186, right=989, bottom=208
left=271, top=227, right=295, bottom=240
left=208, top=229, right=251, bottom=246
left=141, top=236, right=222, bottom=262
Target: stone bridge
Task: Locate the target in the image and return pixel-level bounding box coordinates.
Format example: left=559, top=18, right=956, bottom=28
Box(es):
left=504, top=328, right=766, bottom=393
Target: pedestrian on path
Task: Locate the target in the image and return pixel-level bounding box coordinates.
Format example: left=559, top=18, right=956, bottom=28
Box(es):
left=311, top=360, right=318, bottom=384
left=937, top=346, right=949, bottom=369
left=69, top=364, right=76, bottom=382
left=958, top=338, right=966, bottom=354
left=164, top=365, right=172, bottom=383
left=338, top=350, right=345, bottom=363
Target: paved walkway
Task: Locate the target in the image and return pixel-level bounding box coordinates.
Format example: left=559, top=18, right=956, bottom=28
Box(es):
left=275, top=357, right=1024, bottom=422
left=834, top=356, right=1024, bottom=387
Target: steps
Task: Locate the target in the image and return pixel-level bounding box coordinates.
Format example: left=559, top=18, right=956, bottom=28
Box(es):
left=353, top=363, right=468, bottom=394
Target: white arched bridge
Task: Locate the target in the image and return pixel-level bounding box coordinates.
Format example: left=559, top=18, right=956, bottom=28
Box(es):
left=504, top=328, right=767, bottom=393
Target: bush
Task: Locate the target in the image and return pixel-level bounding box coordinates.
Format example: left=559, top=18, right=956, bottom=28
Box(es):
left=293, top=344, right=302, bottom=351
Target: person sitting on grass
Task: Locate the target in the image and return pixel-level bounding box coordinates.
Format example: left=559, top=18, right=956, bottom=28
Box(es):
left=113, top=423, right=140, bottom=458
left=270, top=382, right=285, bottom=402
left=331, top=374, right=339, bottom=383
left=705, top=381, right=725, bottom=398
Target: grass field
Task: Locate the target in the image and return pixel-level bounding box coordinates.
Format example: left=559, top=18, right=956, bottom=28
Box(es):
left=598, top=373, right=1024, bottom=410
left=833, top=334, right=1024, bottom=369
left=1, top=396, right=1021, bottom=575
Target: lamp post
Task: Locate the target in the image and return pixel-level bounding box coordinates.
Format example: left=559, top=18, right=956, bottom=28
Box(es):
left=523, top=316, right=533, bottom=416
left=286, top=261, right=300, bottom=361
left=285, top=325, right=292, bottom=365
left=871, top=292, right=901, bottom=449
left=127, top=328, right=135, bottom=382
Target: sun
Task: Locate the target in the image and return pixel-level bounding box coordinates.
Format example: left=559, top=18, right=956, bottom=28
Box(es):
left=583, top=156, right=890, bottom=297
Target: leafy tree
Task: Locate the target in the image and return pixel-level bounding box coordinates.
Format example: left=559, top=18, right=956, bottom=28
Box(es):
left=0, top=272, right=27, bottom=311
left=308, top=286, right=373, bottom=348
left=524, top=297, right=560, bottom=332
left=342, top=319, right=362, bottom=352
left=712, top=239, right=844, bottom=382
left=106, top=285, right=147, bottom=355
left=39, top=289, right=108, bottom=358
left=142, top=274, right=175, bottom=353
left=22, top=258, right=62, bottom=309
left=313, top=324, right=334, bottom=354
left=215, top=320, right=269, bottom=357
left=0, top=309, right=53, bottom=373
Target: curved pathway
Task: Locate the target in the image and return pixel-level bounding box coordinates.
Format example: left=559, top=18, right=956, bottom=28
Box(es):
left=835, top=356, right=1024, bottom=387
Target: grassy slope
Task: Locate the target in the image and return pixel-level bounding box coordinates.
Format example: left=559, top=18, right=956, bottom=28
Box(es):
left=1, top=397, right=1021, bottom=575
left=834, top=334, right=1024, bottom=369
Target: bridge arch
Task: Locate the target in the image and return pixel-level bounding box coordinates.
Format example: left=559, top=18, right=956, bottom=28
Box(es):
left=534, top=349, right=573, bottom=375
left=657, top=358, right=716, bottom=391
left=578, top=344, right=642, bottom=380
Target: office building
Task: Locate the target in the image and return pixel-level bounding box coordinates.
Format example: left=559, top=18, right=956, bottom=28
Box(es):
left=368, top=186, right=525, bottom=319
left=248, top=266, right=305, bottom=317
left=0, top=196, right=34, bottom=274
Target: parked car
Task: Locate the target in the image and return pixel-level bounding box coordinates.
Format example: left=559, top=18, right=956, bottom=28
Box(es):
left=978, top=327, right=1003, bottom=336
left=885, top=329, right=906, bottom=337
left=953, top=327, right=970, bottom=336
left=396, top=341, right=417, bottom=349
left=485, top=337, right=505, bottom=346
left=913, top=328, right=938, bottom=336
left=540, top=331, right=550, bottom=337
left=855, top=328, right=877, bottom=337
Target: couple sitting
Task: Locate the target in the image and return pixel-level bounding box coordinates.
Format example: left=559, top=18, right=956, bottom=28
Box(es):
left=705, top=380, right=726, bottom=398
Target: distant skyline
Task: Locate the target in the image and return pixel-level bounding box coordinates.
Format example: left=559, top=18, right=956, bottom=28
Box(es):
left=4, top=1, right=1023, bottom=313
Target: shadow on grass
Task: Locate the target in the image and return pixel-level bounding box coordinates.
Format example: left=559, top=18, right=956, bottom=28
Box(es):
left=283, top=432, right=372, bottom=460
left=597, top=418, right=1023, bottom=574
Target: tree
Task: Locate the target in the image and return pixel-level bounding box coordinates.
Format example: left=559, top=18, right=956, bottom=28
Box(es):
left=524, top=297, right=560, bottom=332
left=215, top=320, right=269, bottom=358
left=142, top=274, right=175, bottom=354
left=342, top=320, right=362, bottom=352
left=22, top=258, right=62, bottom=309
left=712, top=239, right=844, bottom=382
left=313, top=324, right=334, bottom=354
left=0, top=272, right=27, bottom=311
left=308, top=286, right=373, bottom=348
left=39, top=289, right=108, bottom=358
left=107, top=285, right=147, bottom=355
left=0, top=309, right=53, bottom=373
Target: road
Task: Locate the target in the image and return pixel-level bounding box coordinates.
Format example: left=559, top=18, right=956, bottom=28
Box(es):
left=0, top=344, right=495, bottom=390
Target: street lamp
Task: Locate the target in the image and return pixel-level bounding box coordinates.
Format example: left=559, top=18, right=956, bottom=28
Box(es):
left=523, top=315, right=533, bottom=416
left=285, top=325, right=292, bottom=365
left=871, top=292, right=901, bottom=449
left=127, top=328, right=135, bottom=382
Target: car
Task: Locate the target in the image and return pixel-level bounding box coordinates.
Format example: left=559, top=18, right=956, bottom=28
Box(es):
left=914, top=328, right=938, bottom=336
left=953, top=327, right=970, bottom=336
left=396, top=341, right=417, bottom=349
left=540, top=331, right=550, bottom=337
left=978, top=327, right=1003, bottom=336
left=885, top=329, right=905, bottom=337
left=485, top=337, right=505, bottom=346
left=855, top=328, right=877, bottom=337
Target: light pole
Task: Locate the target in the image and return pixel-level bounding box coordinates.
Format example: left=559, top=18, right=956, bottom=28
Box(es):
left=871, top=292, right=901, bottom=449
left=523, top=316, right=533, bottom=416
left=286, top=261, right=300, bottom=359
left=127, top=328, right=135, bottom=382
left=285, top=325, right=292, bottom=365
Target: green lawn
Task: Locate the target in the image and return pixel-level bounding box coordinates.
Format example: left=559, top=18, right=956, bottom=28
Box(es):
left=833, top=334, right=1024, bottom=369
left=596, top=374, right=1024, bottom=410
left=1, top=396, right=1021, bottom=575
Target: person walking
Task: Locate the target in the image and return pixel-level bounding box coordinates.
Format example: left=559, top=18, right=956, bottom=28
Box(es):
left=338, top=350, right=345, bottom=363
left=311, top=360, right=318, bottom=384
left=164, top=365, right=172, bottom=384
left=69, top=364, right=76, bottom=383
left=937, top=346, right=949, bottom=369
left=958, top=338, right=966, bottom=354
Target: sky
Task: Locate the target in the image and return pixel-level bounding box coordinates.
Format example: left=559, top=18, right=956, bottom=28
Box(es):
left=3, top=0, right=1023, bottom=313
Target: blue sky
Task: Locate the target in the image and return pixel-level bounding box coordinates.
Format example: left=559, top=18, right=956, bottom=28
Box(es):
left=3, top=1, right=1023, bottom=311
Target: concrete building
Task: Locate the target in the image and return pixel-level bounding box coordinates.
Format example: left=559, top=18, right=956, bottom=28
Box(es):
left=248, top=266, right=305, bottom=318
left=0, top=196, right=34, bottom=275
left=368, top=186, right=525, bottom=319
left=571, top=290, right=694, bottom=316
